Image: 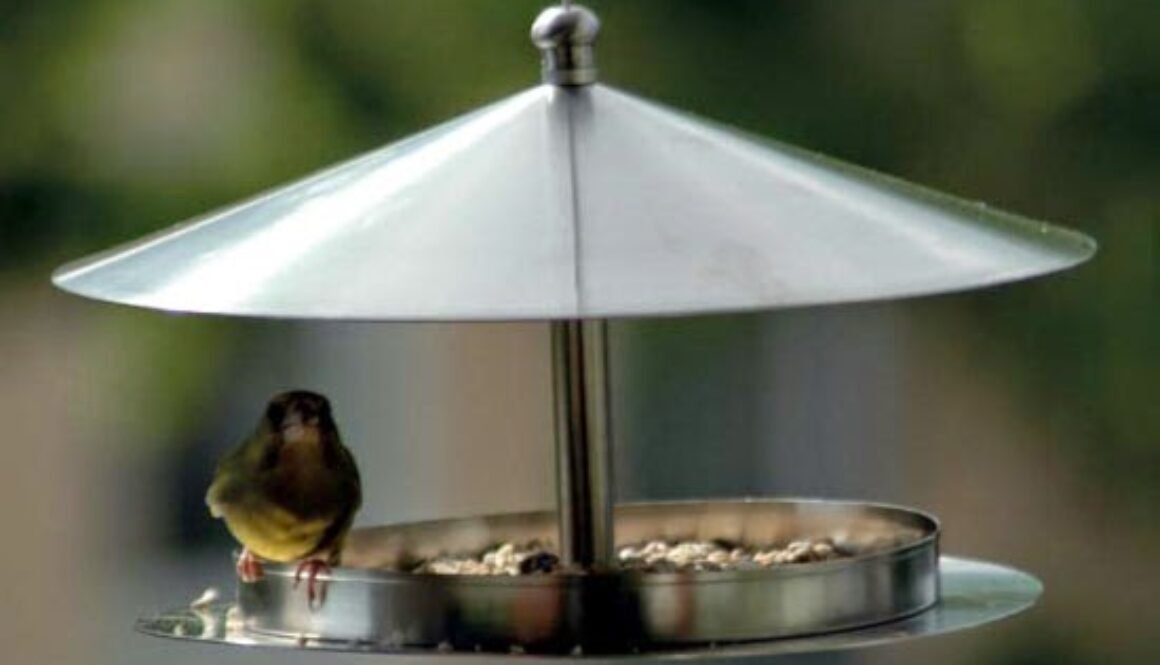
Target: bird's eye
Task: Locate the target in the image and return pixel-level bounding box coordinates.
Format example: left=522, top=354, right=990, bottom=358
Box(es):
left=304, top=398, right=325, bottom=417
left=266, top=403, right=286, bottom=425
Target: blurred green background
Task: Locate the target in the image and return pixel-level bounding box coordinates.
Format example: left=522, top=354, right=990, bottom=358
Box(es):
left=1, top=1, right=1157, bottom=664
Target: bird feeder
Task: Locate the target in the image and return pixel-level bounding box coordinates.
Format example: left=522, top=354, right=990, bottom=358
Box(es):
left=53, top=3, right=1094, bottom=659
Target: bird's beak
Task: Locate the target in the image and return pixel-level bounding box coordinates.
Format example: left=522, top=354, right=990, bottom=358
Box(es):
left=281, top=411, right=320, bottom=444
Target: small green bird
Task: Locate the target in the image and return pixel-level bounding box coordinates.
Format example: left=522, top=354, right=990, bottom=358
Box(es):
left=206, top=390, right=362, bottom=607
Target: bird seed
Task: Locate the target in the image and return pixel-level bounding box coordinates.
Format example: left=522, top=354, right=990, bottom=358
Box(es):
left=410, top=537, right=856, bottom=575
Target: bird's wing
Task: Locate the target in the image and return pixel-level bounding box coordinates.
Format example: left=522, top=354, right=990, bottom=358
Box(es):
left=206, top=428, right=278, bottom=519
left=340, top=444, right=362, bottom=505
left=206, top=495, right=224, bottom=519
left=307, top=444, right=363, bottom=559
left=205, top=467, right=241, bottom=518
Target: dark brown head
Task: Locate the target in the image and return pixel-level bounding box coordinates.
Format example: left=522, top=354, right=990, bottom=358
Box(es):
left=264, top=390, right=337, bottom=438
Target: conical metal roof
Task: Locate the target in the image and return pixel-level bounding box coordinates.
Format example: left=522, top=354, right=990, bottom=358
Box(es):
left=53, top=13, right=1094, bottom=321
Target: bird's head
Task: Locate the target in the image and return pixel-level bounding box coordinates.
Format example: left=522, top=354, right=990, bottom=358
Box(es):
left=266, top=390, right=335, bottom=445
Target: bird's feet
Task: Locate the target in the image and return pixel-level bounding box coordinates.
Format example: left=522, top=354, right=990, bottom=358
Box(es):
left=236, top=548, right=265, bottom=583
left=293, top=558, right=332, bottom=610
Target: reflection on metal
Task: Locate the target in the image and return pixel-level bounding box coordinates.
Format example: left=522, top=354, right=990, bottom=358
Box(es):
left=136, top=556, right=1038, bottom=659
left=552, top=320, right=615, bottom=568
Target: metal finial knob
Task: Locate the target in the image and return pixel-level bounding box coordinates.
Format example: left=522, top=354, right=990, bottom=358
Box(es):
left=531, top=4, right=600, bottom=86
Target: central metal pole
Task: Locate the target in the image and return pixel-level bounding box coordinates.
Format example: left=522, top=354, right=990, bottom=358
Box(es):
left=552, top=319, right=615, bottom=569
left=536, top=4, right=611, bottom=569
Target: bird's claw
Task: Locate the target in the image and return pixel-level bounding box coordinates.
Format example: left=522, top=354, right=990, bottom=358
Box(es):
left=293, top=558, right=332, bottom=610
left=236, top=549, right=265, bottom=583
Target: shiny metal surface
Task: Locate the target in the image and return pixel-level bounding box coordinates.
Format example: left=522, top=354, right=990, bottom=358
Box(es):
left=152, top=500, right=940, bottom=654
left=53, top=84, right=1095, bottom=321
left=137, top=556, right=1037, bottom=660
left=552, top=320, right=615, bottom=568
left=532, top=4, right=600, bottom=86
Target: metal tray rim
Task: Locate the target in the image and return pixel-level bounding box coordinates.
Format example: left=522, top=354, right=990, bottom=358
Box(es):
left=254, top=496, right=941, bottom=586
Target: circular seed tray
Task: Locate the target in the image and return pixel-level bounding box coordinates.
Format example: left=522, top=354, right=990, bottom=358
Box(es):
left=138, top=499, right=994, bottom=656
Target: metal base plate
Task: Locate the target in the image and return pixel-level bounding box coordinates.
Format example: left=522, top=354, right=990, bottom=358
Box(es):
left=137, top=557, right=1040, bottom=660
